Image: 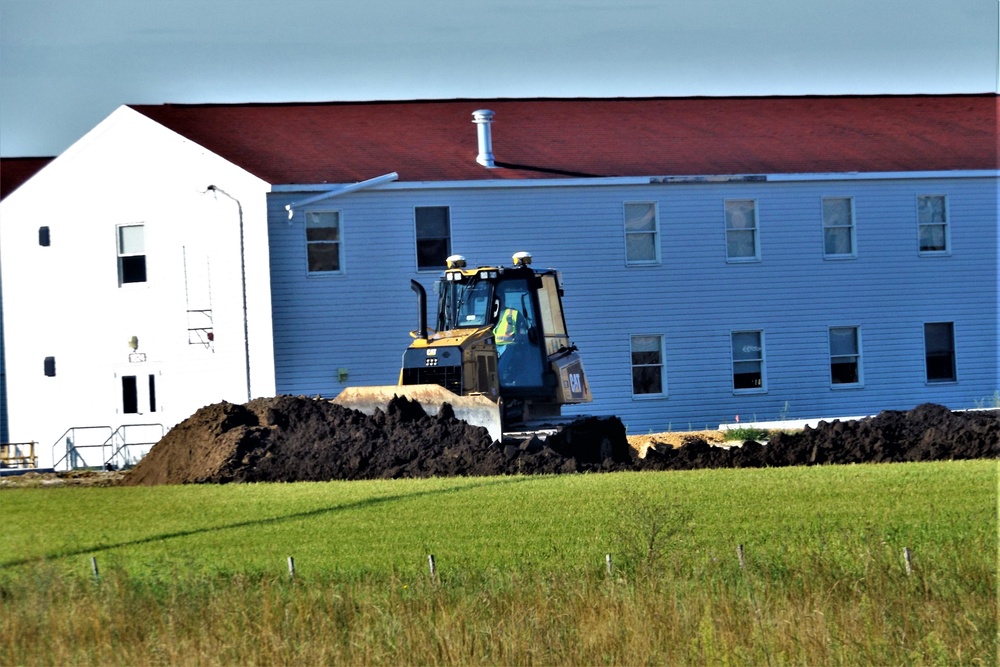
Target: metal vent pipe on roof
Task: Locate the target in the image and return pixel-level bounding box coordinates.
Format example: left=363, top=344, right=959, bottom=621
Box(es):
left=472, top=109, right=496, bottom=168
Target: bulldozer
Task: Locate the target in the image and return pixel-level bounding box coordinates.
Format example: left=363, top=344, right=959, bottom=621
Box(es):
left=333, top=252, right=629, bottom=464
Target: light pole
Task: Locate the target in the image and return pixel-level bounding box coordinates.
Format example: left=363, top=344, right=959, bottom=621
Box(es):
left=206, top=185, right=251, bottom=403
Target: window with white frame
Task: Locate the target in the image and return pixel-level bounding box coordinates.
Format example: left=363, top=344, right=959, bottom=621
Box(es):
left=731, top=330, right=765, bottom=391
left=725, top=199, right=759, bottom=261
left=117, top=224, right=147, bottom=285
left=415, top=206, right=451, bottom=270
left=917, top=195, right=948, bottom=253
left=305, top=211, right=342, bottom=273
left=829, top=326, right=861, bottom=386
left=924, top=322, right=956, bottom=382
left=630, top=334, right=665, bottom=396
left=624, top=202, right=659, bottom=265
left=823, top=197, right=855, bottom=257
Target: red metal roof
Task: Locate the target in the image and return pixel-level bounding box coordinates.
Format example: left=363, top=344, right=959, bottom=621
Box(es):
left=1, top=157, right=53, bottom=199
left=131, top=96, right=997, bottom=185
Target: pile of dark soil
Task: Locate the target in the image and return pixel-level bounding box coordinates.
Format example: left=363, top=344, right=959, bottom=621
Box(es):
left=121, top=397, right=997, bottom=486
left=641, top=403, right=998, bottom=470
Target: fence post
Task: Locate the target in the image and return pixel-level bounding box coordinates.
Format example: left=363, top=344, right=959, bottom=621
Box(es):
left=605, top=553, right=613, bottom=576
left=90, top=556, right=100, bottom=582
left=903, top=547, right=913, bottom=576
left=737, top=544, right=745, bottom=570
left=428, top=554, right=436, bottom=580
left=287, top=556, right=296, bottom=582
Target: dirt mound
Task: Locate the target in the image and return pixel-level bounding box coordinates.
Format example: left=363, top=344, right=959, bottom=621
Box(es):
left=122, top=396, right=623, bottom=486
left=122, top=398, right=997, bottom=486
left=640, top=404, right=998, bottom=470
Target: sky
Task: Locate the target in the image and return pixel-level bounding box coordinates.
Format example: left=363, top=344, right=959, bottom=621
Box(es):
left=1, top=0, right=997, bottom=157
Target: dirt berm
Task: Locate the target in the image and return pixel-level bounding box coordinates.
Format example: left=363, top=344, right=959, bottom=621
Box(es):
left=121, top=397, right=998, bottom=486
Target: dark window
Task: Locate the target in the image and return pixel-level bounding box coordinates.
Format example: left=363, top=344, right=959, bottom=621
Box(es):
left=148, top=374, right=157, bottom=413
left=117, top=224, right=147, bottom=285
left=924, top=322, right=956, bottom=382
left=918, top=195, right=948, bottom=253
left=732, top=331, right=764, bottom=391
left=43, top=357, right=56, bottom=377
left=305, top=211, right=341, bottom=273
left=122, top=376, right=138, bottom=414
left=829, top=326, right=861, bottom=385
left=39, top=226, right=51, bottom=246
left=630, top=335, right=664, bottom=396
left=415, top=206, right=451, bottom=270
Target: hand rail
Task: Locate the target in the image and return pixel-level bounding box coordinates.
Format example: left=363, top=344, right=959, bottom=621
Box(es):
left=0, top=442, right=38, bottom=469
left=102, top=423, right=164, bottom=470
left=51, top=426, right=114, bottom=471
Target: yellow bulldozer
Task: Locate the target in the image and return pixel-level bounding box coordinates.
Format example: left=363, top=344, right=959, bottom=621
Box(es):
left=333, top=252, right=628, bottom=464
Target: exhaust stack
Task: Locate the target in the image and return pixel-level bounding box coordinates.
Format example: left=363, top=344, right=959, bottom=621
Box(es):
left=472, top=109, right=496, bottom=168
left=410, top=279, right=427, bottom=339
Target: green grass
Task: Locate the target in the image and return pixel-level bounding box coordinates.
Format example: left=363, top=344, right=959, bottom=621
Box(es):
left=1, top=461, right=997, bottom=665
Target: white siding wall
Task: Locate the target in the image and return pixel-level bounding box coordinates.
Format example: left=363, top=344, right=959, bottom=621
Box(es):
left=267, top=174, right=997, bottom=435
left=0, top=107, right=275, bottom=468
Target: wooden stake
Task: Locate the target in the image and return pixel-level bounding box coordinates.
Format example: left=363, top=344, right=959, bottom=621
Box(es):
left=287, top=556, right=296, bottom=581
left=737, top=544, right=745, bottom=570
left=903, top=547, right=913, bottom=576
left=605, top=553, right=613, bottom=576
left=428, top=554, right=436, bottom=579
left=90, top=556, right=100, bottom=582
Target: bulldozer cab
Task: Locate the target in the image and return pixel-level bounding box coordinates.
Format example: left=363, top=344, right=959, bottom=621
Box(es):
left=434, top=257, right=551, bottom=393
left=491, top=279, right=545, bottom=390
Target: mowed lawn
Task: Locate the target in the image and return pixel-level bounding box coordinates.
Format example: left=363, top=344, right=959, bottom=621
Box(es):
left=1, top=460, right=996, bottom=665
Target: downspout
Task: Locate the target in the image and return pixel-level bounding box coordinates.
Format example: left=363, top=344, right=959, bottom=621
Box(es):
left=285, top=172, right=399, bottom=219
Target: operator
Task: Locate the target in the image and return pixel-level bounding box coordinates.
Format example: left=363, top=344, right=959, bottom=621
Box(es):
left=493, top=306, right=521, bottom=355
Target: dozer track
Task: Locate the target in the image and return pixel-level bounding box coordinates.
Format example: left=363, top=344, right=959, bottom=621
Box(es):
left=502, top=415, right=631, bottom=465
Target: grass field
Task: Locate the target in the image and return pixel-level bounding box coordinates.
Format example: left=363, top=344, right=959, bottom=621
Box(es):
left=2, top=461, right=997, bottom=665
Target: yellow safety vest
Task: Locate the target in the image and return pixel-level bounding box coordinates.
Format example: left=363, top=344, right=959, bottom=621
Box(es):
left=494, top=308, right=519, bottom=345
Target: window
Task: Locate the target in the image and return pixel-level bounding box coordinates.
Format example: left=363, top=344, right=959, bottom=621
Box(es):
left=630, top=335, right=665, bottom=396
left=117, top=224, right=146, bottom=284
left=43, top=357, right=56, bottom=377
left=732, top=330, right=765, bottom=391
left=305, top=211, right=342, bottom=273
left=918, top=195, right=948, bottom=253
left=829, top=326, right=861, bottom=386
left=823, top=197, right=855, bottom=257
left=415, top=206, right=451, bottom=270
left=725, top=200, right=759, bottom=261
left=924, top=322, right=956, bottom=382
left=121, top=374, right=158, bottom=414
left=624, top=202, right=659, bottom=265
left=122, top=376, right=138, bottom=414
left=38, top=226, right=50, bottom=246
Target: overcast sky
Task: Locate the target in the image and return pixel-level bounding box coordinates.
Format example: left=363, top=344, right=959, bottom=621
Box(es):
left=1, top=0, right=997, bottom=157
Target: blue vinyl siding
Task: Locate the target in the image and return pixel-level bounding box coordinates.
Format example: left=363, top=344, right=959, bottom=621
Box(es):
left=267, top=175, right=998, bottom=434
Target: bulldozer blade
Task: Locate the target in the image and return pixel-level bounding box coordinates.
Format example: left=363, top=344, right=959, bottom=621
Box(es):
left=332, top=384, right=503, bottom=443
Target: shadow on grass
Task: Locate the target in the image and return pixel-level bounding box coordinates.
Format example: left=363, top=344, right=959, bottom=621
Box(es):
left=1, top=476, right=537, bottom=569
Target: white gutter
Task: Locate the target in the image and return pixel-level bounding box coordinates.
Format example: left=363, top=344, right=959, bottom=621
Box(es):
left=273, top=169, right=997, bottom=196
left=285, top=172, right=398, bottom=219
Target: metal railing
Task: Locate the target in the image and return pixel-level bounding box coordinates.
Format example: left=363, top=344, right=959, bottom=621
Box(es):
left=0, top=442, right=38, bottom=469
left=50, top=423, right=164, bottom=471
left=103, top=423, right=164, bottom=470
